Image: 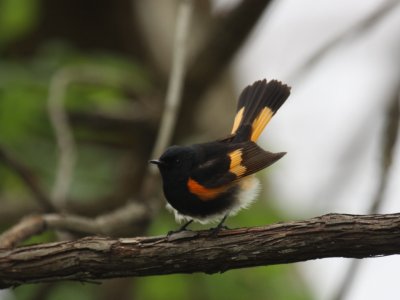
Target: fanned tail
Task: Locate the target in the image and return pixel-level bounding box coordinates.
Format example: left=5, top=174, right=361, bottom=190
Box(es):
left=231, top=79, right=291, bottom=142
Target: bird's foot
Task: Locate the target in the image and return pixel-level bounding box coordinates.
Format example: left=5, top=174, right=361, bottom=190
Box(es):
left=167, top=219, right=193, bottom=236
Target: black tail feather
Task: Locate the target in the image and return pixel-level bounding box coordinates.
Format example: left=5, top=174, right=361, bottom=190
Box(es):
left=232, top=79, right=291, bottom=142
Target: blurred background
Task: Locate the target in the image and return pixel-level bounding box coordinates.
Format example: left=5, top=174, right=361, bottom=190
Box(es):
left=1, top=0, right=400, bottom=299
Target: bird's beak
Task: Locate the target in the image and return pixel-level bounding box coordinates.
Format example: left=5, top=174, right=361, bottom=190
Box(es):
left=149, top=159, right=163, bottom=166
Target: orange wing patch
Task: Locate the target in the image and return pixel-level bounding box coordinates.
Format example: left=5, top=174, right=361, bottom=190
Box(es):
left=250, top=107, right=274, bottom=141
left=187, top=178, right=228, bottom=201
left=231, top=107, right=245, bottom=134
left=229, top=149, right=247, bottom=177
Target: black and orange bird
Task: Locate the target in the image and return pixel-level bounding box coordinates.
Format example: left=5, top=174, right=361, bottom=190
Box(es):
left=150, top=79, right=291, bottom=232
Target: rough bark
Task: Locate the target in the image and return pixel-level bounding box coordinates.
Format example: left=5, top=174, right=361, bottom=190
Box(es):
left=1, top=213, right=400, bottom=289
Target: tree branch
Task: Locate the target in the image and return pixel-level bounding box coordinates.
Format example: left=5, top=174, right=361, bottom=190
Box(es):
left=1, top=213, right=400, bottom=289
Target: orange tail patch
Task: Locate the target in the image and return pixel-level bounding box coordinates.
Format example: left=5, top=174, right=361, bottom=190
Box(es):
left=228, top=149, right=247, bottom=176
left=231, top=107, right=245, bottom=134
left=250, top=107, right=274, bottom=141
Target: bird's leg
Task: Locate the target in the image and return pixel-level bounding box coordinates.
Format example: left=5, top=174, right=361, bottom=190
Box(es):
left=179, top=219, right=193, bottom=231
left=209, top=214, right=229, bottom=236
left=167, top=219, right=193, bottom=236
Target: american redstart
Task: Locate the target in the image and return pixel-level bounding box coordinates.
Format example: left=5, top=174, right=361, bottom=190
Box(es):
left=150, top=79, right=291, bottom=233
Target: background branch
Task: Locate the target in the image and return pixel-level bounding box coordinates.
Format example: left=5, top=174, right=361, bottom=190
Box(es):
left=1, top=213, right=400, bottom=289
left=289, top=0, right=399, bottom=83
left=150, top=0, right=193, bottom=160
left=141, top=0, right=194, bottom=202
left=177, top=0, right=272, bottom=139
left=47, top=66, right=141, bottom=207
left=0, top=146, right=55, bottom=213
left=0, top=201, right=149, bottom=249
left=141, top=0, right=193, bottom=220
left=47, top=68, right=78, bottom=207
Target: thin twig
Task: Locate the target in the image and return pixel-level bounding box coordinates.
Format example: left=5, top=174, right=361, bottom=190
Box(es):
left=47, top=66, right=143, bottom=207
left=141, top=0, right=194, bottom=201
left=0, top=146, right=55, bottom=212
left=0, top=215, right=46, bottom=248
left=47, top=69, right=77, bottom=207
left=0, top=201, right=43, bottom=224
left=0, top=201, right=149, bottom=248
left=289, top=0, right=399, bottom=83
left=150, top=0, right=193, bottom=159
left=370, top=91, right=400, bottom=212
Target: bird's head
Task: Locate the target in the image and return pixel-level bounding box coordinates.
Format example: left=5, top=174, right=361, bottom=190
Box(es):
left=149, top=145, right=196, bottom=181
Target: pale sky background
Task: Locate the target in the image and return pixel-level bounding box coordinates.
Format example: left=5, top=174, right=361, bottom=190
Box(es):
left=227, top=0, right=400, bottom=299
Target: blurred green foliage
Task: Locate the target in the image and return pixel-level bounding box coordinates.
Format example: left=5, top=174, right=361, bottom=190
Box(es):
left=0, top=0, right=39, bottom=46
left=0, top=42, right=152, bottom=201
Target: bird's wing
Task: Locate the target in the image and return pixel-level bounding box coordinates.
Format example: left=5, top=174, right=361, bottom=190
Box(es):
left=188, top=142, right=285, bottom=200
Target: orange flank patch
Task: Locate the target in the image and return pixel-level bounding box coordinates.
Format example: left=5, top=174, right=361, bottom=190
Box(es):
left=231, top=107, right=245, bottom=134
left=229, top=149, right=247, bottom=177
left=251, top=107, right=274, bottom=141
left=187, top=178, right=228, bottom=201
